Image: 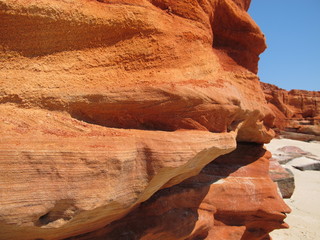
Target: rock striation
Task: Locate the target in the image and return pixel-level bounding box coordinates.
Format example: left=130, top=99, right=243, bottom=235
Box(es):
left=261, top=82, right=320, bottom=141
left=67, top=143, right=290, bottom=240
left=0, top=0, right=287, bottom=239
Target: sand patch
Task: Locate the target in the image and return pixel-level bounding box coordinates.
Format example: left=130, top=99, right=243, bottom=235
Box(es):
left=266, top=139, right=320, bottom=240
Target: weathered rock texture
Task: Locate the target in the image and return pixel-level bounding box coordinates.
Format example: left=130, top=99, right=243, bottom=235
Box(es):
left=261, top=82, right=320, bottom=141
left=66, top=144, right=290, bottom=240
left=0, top=0, right=287, bottom=239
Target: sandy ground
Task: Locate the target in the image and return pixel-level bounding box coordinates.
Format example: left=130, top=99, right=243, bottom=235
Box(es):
left=266, top=139, right=320, bottom=240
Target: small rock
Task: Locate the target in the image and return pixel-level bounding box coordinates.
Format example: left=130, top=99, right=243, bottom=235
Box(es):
left=269, top=158, right=295, bottom=198
left=277, top=146, right=309, bottom=155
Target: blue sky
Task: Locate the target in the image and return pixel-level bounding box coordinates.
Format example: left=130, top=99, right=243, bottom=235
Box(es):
left=248, top=0, right=320, bottom=91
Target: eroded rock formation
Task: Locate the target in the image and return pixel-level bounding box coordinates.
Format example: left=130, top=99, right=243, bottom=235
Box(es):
left=67, top=143, right=290, bottom=240
left=261, top=82, right=320, bottom=141
left=0, top=0, right=287, bottom=239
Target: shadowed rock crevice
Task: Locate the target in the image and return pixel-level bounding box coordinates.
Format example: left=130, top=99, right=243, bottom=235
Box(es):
left=35, top=200, right=78, bottom=228
left=64, top=177, right=212, bottom=240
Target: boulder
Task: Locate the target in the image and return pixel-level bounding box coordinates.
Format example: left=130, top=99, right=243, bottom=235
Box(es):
left=269, top=158, right=295, bottom=198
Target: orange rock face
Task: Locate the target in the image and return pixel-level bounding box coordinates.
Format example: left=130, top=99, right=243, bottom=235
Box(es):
left=63, top=144, right=291, bottom=240
left=0, top=0, right=273, bottom=141
left=261, top=82, right=320, bottom=140
left=0, top=0, right=286, bottom=239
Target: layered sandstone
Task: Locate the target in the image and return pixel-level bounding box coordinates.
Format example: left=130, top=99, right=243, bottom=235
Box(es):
left=68, top=144, right=290, bottom=240
left=0, top=0, right=286, bottom=239
left=261, top=82, right=320, bottom=141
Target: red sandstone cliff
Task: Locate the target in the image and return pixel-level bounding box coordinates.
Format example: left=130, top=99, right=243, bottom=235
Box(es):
left=0, top=1, right=288, bottom=239
left=261, top=82, right=320, bottom=141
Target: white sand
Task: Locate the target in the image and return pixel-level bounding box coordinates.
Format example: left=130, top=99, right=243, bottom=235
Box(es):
left=266, top=139, right=320, bottom=240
